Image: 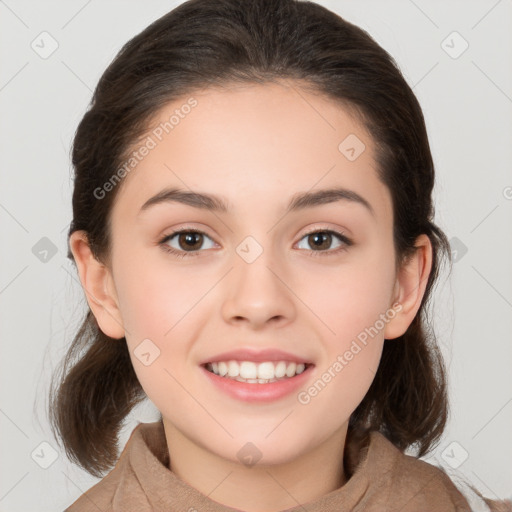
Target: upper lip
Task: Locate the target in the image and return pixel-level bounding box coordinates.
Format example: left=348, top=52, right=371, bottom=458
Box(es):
left=199, top=348, right=314, bottom=365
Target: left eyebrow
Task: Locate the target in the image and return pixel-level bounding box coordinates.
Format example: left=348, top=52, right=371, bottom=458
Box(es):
left=138, top=186, right=375, bottom=218
left=287, top=187, right=375, bottom=218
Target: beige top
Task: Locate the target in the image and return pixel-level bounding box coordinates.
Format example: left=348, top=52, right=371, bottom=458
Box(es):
left=65, top=421, right=511, bottom=512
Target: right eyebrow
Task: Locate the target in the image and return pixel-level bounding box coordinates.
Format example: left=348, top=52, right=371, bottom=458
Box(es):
left=139, top=188, right=229, bottom=214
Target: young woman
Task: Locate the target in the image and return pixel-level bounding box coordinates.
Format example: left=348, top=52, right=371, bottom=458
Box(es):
left=49, top=0, right=511, bottom=510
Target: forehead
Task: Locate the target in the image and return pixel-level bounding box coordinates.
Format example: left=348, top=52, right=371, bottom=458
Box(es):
left=110, top=81, right=392, bottom=226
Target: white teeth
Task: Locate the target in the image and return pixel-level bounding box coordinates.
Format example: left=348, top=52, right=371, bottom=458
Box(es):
left=206, top=360, right=309, bottom=382
left=286, top=362, right=297, bottom=377
left=239, top=361, right=258, bottom=379
left=218, top=361, right=228, bottom=376
left=274, top=361, right=287, bottom=378
left=257, top=362, right=275, bottom=379
left=227, top=361, right=239, bottom=377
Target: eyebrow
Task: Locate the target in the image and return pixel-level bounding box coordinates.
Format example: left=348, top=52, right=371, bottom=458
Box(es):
left=139, top=186, right=375, bottom=217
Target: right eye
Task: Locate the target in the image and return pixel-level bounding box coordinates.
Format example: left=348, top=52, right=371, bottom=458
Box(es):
left=159, top=229, right=217, bottom=258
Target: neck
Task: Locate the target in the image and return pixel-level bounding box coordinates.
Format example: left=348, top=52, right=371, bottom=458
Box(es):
left=163, top=420, right=349, bottom=512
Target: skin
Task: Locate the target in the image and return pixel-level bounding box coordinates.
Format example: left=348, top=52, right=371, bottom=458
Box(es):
left=70, top=80, right=432, bottom=512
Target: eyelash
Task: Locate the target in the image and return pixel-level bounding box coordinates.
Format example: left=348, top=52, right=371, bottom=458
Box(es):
left=158, top=227, right=353, bottom=259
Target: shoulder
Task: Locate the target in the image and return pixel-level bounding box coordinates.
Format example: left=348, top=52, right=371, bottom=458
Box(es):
left=64, top=422, right=157, bottom=512
left=361, top=431, right=475, bottom=511
left=363, top=431, right=512, bottom=512
left=449, top=478, right=512, bottom=512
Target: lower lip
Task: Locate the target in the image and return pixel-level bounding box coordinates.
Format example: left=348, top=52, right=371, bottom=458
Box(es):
left=200, top=364, right=314, bottom=403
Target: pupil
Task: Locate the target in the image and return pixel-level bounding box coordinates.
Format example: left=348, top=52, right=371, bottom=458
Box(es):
left=180, top=232, right=202, bottom=251
left=310, top=232, right=330, bottom=250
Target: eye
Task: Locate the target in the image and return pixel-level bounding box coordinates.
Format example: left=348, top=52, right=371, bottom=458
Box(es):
left=158, top=227, right=353, bottom=259
left=159, top=229, right=216, bottom=258
left=295, top=229, right=353, bottom=256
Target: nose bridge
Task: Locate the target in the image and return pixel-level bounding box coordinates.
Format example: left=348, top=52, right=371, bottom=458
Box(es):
left=221, top=235, right=296, bottom=327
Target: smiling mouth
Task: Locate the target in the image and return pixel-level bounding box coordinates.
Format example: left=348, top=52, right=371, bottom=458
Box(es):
left=202, top=360, right=314, bottom=384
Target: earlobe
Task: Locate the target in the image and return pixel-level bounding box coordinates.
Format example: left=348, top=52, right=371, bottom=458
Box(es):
left=68, top=230, right=125, bottom=339
left=384, top=234, right=433, bottom=340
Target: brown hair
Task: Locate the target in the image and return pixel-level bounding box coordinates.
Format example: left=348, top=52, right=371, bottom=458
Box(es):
left=49, top=0, right=452, bottom=477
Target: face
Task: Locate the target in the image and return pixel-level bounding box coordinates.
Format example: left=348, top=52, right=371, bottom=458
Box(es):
left=84, top=81, right=411, bottom=466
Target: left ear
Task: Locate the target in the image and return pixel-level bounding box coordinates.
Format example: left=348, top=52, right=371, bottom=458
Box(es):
left=384, top=234, right=433, bottom=340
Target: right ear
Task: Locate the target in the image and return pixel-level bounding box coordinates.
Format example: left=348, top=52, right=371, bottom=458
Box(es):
left=68, top=230, right=125, bottom=339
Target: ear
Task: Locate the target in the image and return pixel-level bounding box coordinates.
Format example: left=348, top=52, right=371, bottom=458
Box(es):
left=68, top=230, right=125, bottom=339
left=384, top=234, right=433, bottom=340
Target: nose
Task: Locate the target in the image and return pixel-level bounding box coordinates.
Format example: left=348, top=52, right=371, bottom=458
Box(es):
left=221, top=250, right=296, bottom=330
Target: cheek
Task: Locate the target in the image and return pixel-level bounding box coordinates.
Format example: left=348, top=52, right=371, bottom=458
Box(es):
left=298, top=256, right=395, bottom=343
left=298, top=272, right=388, bottom=418
left=112, top=252, right=214, bottom=398
left=294, top=249, right=394, bottom=401
left=113, top=248, right=212, bottom=338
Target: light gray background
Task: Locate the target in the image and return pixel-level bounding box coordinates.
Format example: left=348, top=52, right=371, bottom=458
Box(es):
left=1, top=0, right=511, bottom=510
